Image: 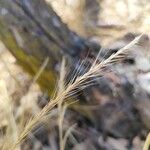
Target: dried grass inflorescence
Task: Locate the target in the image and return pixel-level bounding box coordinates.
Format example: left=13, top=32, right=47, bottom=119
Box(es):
left=2, top=35, right=143, bottom=150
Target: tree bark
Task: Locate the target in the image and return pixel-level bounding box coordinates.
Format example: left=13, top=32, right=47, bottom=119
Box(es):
left=0, top=0, right=99, bottom=93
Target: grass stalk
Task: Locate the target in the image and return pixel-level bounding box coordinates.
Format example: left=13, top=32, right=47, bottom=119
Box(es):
left=9, top=35, right=142, bottom=150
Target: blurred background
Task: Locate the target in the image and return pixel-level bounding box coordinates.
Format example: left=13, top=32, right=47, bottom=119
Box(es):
left=0, top=0, right=149, bottom=150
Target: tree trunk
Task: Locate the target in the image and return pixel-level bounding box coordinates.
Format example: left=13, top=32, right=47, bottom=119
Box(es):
left=0, top=0, right=99, bottom=94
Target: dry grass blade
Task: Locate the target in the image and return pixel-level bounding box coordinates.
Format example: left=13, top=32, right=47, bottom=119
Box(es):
left=63, top=124, right=76, bottom=149
left=57, top=58, right=66, bottom=150
left=0, top=80, right=20, bottom=150
left=32, top=57, right=49, bottom=84
left=10, top=34, right=143, bottom=150
left=143, top=132, right=150, bottom=150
